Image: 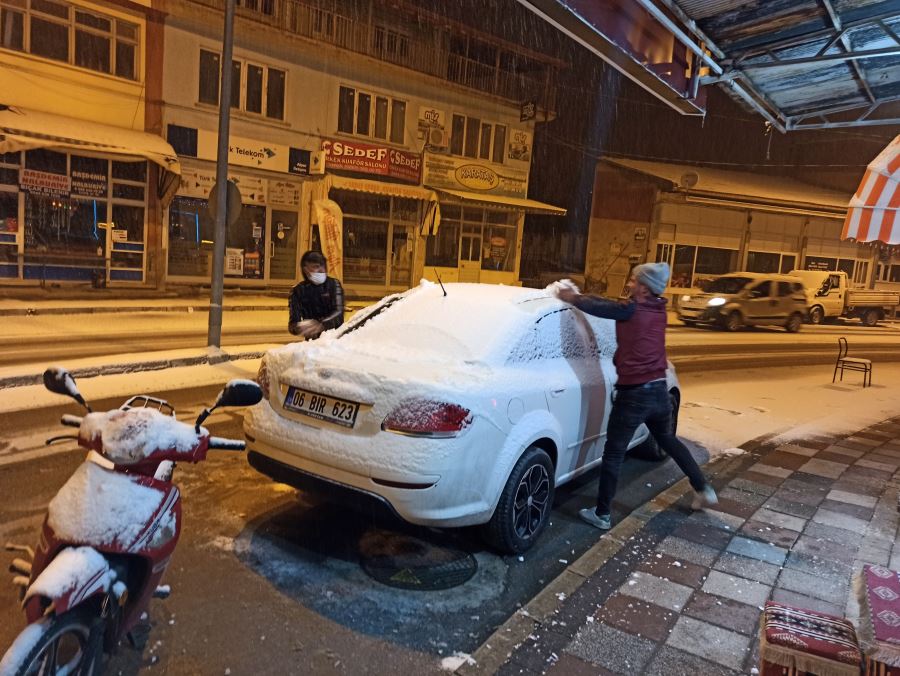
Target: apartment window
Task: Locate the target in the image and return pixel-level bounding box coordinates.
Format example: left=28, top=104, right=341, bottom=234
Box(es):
left=198, top=49, right=285, bottom=120
left=236, top=0, right=274, bottom=16
left=450, top=114, right=506, bottom=164
left=372, top=24, right=408, bottom=62
left=3, top=0, right=139, bottom=79
left=337, top=85, right=406, bottom=143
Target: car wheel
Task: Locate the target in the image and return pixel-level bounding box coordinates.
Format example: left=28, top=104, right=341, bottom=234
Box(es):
left=483, top=446, right=555, bottom=554
left=629, top=391, right=680, bottom=462
left=862, top=309, right=880, bottom=327
left=808, top=305, right=825, bottom=324
left=723, top=311, right=743, bottom=332
left=785, top=312, right=803, bottom=333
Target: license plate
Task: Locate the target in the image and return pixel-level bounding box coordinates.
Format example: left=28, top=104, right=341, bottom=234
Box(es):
left=283, top=387, right=360, bottom=428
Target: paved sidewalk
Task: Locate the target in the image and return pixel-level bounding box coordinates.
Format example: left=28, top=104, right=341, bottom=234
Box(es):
left=461, top=418, right=900, bottom=675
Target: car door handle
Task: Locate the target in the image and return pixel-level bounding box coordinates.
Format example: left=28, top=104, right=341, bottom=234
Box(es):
left=551, top=388, right=566, bottom=397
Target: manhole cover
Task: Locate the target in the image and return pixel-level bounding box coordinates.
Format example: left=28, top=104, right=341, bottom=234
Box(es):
left=359, top=530, right=477, bottom=591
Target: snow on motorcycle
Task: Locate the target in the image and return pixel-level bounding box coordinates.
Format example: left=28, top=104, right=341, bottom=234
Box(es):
left=0, top=366, right=262, bottom=676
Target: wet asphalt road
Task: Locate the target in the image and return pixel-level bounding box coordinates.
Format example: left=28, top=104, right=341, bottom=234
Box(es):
left=0, top=385, right=707, bottom=675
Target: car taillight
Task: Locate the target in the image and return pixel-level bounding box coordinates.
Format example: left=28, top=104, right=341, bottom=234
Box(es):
left=256, top=358, right=270, bottom=400
left=382, top=399, right=472, bottom=437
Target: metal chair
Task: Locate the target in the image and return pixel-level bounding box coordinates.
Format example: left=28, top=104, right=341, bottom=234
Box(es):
left=833, top=336, right=872, bottom=387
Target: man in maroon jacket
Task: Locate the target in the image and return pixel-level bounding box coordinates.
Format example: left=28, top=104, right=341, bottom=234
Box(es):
left=557, top=262, right=717, bottom=530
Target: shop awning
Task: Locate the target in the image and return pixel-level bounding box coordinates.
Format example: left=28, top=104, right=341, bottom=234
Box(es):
left=842, top=134, right=900, bottom=245
left=329, top=175, right=436, bottom=202
left=434, top=188, right=567, bottom=216
left=0, top=105, right=181, bottom=201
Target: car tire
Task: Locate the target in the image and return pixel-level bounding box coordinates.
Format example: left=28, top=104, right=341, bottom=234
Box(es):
left=808, top=305, right=825, bottom=325
left=785, top=312, right=803, bottom=333
left=681, top=319, right=697, bottom=328
left=629, top=391, right=680, bottom=462
left=483, top=446, right=555, bottom=555
left=723, top=311, right=743, bottom=332
left=862, top=309, right=880, bottom=327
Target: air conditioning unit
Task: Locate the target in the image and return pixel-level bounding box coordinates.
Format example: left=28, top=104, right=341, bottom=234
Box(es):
left=309, top=150, right=326, bottom=175
left=428, top=127, right=450, bottom=150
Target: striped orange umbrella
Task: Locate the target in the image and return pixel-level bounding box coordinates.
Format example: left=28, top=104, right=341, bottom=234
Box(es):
left=842, top=134, right=900, bottom=245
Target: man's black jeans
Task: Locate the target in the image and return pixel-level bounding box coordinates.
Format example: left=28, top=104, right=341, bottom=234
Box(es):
left=596, top=380, right=707, bottom=515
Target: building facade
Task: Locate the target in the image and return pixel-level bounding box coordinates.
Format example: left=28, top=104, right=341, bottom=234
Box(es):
left=585, top=159, right=900, bottom=300
left=0, top=0, right=566, bottom=292
left=160, top=0, right=565, bottom=297
left=0, top=0, right=177, bottom=286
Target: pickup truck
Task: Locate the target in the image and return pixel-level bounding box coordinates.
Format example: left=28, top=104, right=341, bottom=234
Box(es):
left=789, top=269, right=900, bottom=326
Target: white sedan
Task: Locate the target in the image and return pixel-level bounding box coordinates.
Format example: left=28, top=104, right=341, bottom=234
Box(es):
left=243, top=282, right=681, bottom=553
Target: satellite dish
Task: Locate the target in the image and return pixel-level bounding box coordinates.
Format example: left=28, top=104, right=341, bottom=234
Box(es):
left=680, top=171, right=699, bottom=189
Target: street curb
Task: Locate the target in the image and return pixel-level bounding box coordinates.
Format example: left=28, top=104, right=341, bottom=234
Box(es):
left=0, top=349, right=268, bottom=390
left=455, top=430, right=787, bottom=675
left=0, top=305, right=284, bottom=317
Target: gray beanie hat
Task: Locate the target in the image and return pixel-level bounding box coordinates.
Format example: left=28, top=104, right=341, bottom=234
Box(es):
left=633, top=262, right=670, bottom=295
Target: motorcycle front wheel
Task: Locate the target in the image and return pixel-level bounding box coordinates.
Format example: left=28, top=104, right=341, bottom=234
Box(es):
left=0, top=607, right=103, bottom=676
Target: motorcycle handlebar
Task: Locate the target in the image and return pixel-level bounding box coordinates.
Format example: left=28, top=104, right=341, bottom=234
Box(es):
left=207, top=436, right=246, bottom=451
left=61, top=414, right=83, bottom=428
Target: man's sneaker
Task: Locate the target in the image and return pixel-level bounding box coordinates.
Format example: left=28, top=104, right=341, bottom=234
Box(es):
left=691, top=484, right=719, bottom=510
left=579, top=508, right=611, bottom=530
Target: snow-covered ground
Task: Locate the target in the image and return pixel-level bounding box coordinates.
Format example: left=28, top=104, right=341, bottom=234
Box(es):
left=3, top=347, right=897, bottom=460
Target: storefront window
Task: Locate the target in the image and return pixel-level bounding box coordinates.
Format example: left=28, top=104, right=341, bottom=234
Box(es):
left=482, top=210, right=516, bottom=272
left=333, top=189, right=421, bottom=287
left=425, top=222, right=460, bottom=267
left=780, top=254, right=796, bottom=273
left=167, top=196, right=213, bottom=277
left=891, top=265, right=900, bottom=283
left=672, top=244, right=695, bottom=287
left=747, top=251, right=779, bottom=273
left=837, top=258, right=855, bottom=277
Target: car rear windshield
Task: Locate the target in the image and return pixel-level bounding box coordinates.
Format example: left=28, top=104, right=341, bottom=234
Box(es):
left=705, top=277, right=753, bottom=294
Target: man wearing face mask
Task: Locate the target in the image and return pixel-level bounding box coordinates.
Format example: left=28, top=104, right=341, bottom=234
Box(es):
left=288, top=250, right=344, bottom=340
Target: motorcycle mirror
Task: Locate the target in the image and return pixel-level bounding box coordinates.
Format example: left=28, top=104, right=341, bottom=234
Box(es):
left=42, top=366, right=92, bottom=412
left=195, top=379, right=263, bottom=432
left=216, top=379, right=264, bottom=408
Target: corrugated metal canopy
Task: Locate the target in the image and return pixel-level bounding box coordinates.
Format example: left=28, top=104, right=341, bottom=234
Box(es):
left=518, top=0, right=900, bottom=131
left=676, top=0, right=900, bottom=130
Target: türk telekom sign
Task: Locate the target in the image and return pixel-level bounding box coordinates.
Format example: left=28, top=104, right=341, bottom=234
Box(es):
left=322, top=139, right=421, bottom=184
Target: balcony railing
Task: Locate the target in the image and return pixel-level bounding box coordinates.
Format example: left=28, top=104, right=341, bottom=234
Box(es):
left=206, top=0, right=557, bottom=110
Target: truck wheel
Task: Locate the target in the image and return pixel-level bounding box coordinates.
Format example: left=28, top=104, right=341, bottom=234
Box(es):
left=862, top=309, right=880, bottom=327
left=808, top=306, right=825, bottom=325
left=785, top=312, right=803, bottom=333
left=723, top=311, right=743, bottom=332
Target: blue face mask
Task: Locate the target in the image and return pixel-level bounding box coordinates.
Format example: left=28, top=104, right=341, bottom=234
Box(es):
left=308, top=272, right=327, bottom=285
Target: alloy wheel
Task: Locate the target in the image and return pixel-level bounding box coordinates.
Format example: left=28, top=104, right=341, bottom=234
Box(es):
left=512, top=464, right=550, bottom=539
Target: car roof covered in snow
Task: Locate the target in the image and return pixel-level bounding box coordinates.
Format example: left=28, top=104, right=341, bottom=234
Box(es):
left=326, top=281, right=563, bottom=363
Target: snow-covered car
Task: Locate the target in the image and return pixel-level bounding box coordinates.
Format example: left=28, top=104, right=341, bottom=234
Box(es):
left=243, top=282, right=681, bottom=553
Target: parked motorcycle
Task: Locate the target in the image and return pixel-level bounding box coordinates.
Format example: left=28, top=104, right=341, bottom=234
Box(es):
left=0, top=367, right=262, bottom=675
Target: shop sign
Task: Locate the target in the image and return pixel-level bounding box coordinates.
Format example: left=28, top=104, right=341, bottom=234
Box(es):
left=507, top=128, right=532, bottom=163
left=19, top=169, right=70, bottom=196
left=178, top=165, right=266, bottom=204
left=322, top=139, right=421, bottom=184
left=196, top=129, right=314, bottom=175
left=71, top=168, right=107, bottom=198
left=225, top=247, right=244, bottom=276
left=268, top=179, right=302, bottom=207
left=634, top=227, right=647, bottom=241
left=417, top=106, right=448, bottom=150
left=288, top=148, right=311, bottom=175
left=520, top=100, right=537, bottom=122
left=423, top=154, right=528, bottom=198
left=111, top=228, right=128, bottom=243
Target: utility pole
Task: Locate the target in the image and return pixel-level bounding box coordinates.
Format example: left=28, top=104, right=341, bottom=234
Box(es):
left=208, top=0, right=236, bottom=348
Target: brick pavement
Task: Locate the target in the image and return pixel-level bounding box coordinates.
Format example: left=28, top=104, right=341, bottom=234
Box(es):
left=460, top=417, right=900, bottom=675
